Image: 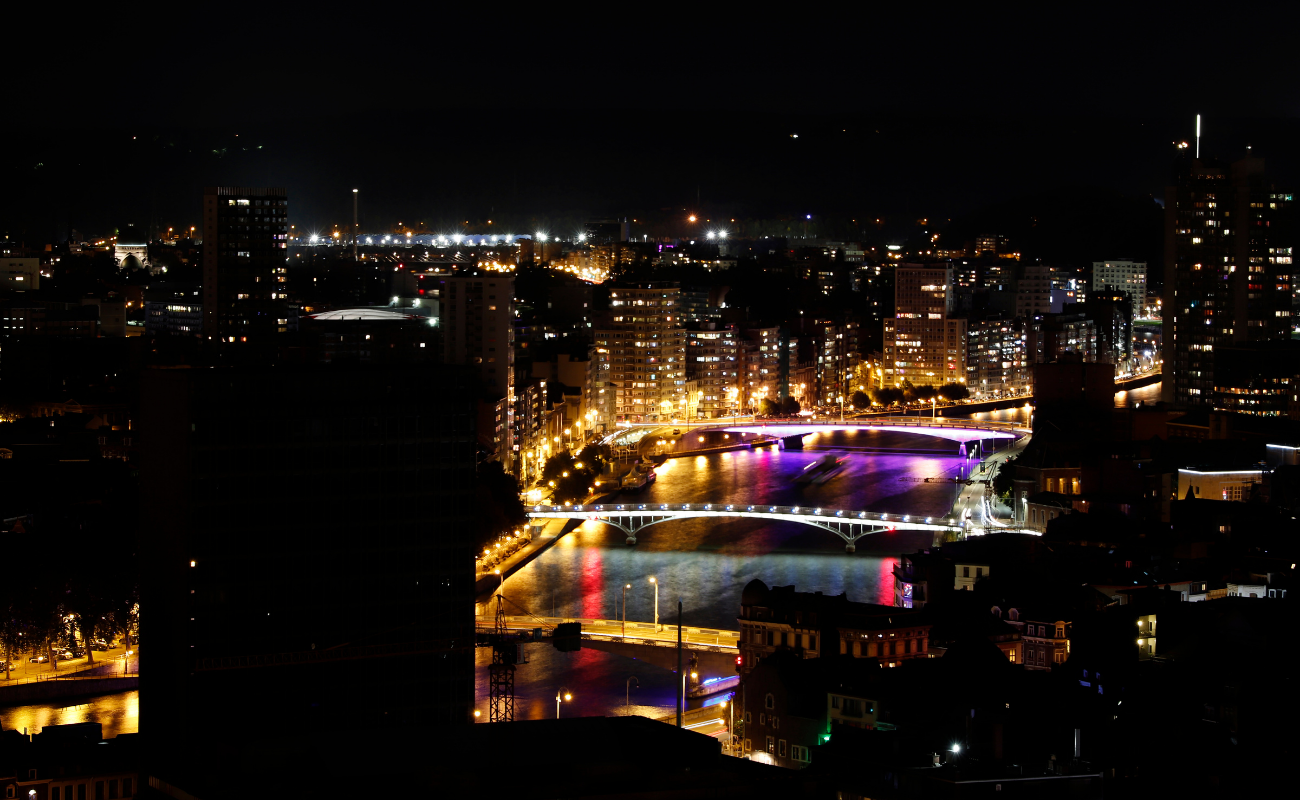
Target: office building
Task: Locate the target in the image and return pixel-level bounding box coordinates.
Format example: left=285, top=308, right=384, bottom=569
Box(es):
left=1091, top=259, right=1147, bottom=315
left=1163, top=154, right=1295, bottom=405
left=436, top=274, right=515, bottom=468
left=139, top=363, right=478, bottom=795
left=685, top=322, right=739, bottom=419
left=592, top=283, right=686, bottom=422
left=883, top=265, right=966, bottom=387
left=201, top=186, right=292, bottom=342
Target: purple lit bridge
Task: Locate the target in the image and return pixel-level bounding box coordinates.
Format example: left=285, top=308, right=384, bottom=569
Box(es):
left=703, top=417, right=1024, bottom=453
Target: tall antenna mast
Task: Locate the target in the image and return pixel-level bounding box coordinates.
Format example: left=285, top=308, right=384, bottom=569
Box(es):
left=351, top=189, right=360, bottom=262
left=1195, top=114, right=1201, bottom=158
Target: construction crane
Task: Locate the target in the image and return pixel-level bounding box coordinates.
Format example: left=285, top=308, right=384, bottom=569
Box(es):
left=477, top=593, right=580, bottom=722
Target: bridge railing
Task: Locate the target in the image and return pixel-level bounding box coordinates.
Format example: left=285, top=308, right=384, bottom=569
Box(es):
left=718, top=417, right=1025, bottom=432
left=529, top=502, right=960, bottom=528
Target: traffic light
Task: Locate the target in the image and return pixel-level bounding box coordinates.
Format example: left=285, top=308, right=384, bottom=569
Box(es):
left=553, top=622, right=581, bottom=652
left=735, top=655, right=743, bottom=672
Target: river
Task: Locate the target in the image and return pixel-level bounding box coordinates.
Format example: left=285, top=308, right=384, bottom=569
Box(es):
left=21, top=385, right=1166, bottom=728
left=478, top=428, right=985, bottom=720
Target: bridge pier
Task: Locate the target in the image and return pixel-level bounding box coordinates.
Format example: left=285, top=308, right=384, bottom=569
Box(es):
left=626, top=534, right=637, bottom=545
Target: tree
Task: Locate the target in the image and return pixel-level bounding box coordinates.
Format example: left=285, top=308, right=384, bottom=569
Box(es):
left=992, top=456, right=1018, bottom=500
left=759, top=398, right=780, bottom=417
left=939, top=382, right=971, bottom=402
left=850, top=390, right=869, bottom=409
left=473, top=461, right=527, bottom=553
left=914, top=385, right=939, bottom=402
left=874, top=387, right=904, bottom=406
left=542, top=452, right=599, bottom=504
left=780, top=396, right=801, bottom=415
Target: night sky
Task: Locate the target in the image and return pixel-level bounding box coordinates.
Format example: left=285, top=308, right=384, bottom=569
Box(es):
left=6, top=9, right=1298, bottom=242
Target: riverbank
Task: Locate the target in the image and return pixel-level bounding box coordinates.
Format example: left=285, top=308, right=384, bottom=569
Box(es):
left=0, top=676, right=139, bottom=707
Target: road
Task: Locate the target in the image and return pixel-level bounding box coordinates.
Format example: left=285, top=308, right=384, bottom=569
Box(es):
left=0, top=643, right=135, bottom=683
left=951, top=434, right=1031, bottom=533
left=478, top=613, right=739, bottom=651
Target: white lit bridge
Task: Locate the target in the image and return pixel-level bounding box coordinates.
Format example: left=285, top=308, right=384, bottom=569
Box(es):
left=527, top=502, right=964, bottom=552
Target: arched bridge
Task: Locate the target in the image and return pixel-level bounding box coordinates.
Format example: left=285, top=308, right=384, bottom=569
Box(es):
left=528, top=502, right=964, bottom=552
left=709, top=418, right=1024, bottom=447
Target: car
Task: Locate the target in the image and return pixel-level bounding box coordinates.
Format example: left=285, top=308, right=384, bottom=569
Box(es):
left=90, top=641, right=108, bottom=652
left=29, top=655, right=48, bottom=664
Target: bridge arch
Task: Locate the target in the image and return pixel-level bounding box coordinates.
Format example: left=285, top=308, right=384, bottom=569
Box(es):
left=528, top=502, right=963, bottom=553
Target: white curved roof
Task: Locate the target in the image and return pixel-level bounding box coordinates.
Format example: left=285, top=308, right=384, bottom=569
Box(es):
left=311, top=308, right=419, bottom=321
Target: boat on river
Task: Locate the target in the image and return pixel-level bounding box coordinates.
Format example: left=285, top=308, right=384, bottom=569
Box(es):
left=794, top=454, right=845, bottom=486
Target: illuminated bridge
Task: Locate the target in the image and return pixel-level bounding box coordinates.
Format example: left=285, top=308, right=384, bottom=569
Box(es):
left=527, top=502, right=964, bottom=552
left=709, top=418, right=1024, bottom=445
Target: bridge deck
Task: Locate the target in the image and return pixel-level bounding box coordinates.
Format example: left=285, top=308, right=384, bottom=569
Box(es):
left=477, top=614, right=740, bottom=652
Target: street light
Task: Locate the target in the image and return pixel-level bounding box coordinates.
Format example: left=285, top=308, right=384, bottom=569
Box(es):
left=649, top=577, right=659, bottom=632
left=623, top=583, right=631, bottom=638
left=626, top=676, right=639, bottom=715
left=556, top=687, right=573, bottom=718
left=721, top=696, right=735, bottom=754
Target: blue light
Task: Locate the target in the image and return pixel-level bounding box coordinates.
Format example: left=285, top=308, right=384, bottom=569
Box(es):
left=701, top=676, right=724, bottom=685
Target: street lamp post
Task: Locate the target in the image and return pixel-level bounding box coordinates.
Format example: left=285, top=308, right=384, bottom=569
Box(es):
left=622, top=583, right=630, bottom=638
left=649, top=577, right=659, bottom=632
left=556, top=687, right=572, bottom=718
left=626, top=676, right=639, bottom=715
left=931, top=396, right=937, bottom=420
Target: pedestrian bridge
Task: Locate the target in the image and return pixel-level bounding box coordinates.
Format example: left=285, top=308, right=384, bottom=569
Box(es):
left=528, top=502, right=964, bottom=552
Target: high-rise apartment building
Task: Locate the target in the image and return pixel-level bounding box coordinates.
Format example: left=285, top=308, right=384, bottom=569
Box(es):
left=1164, top=154, right=1295, bottom=405
left=884, top=266, right=966, bottom=387
left=593, top=283, right=687, bottom=422
left=965, top=317, right=1030, bottom=399
left=1091, top=259, right=1147, bottom=315
left=685, top=322, right=739, bottom=418
left=436, top=274, right=515, bottom=468
left=201, top=186, right=291, bottom=342
left=741, top=327, right=781, bottom=410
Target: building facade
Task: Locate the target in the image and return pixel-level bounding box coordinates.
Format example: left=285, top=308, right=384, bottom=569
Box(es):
left=1163, top=155, right=1294, bottom=405
left=965, top=317, right=1030, bottom=399
left=593, top=283, right=687, bottom=422
left=436, top=274, right=515, bottom=469
left=1091, top=260, right=1147, bottom=314
left=685, top=322, right=739, bottom=419
left=201, top=186, right=292, bottom=342
left=884, top=266, right=966, bottom=388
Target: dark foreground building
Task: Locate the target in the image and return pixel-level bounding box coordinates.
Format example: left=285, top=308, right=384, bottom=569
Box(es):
left=139, top=363, right=477, bottom=794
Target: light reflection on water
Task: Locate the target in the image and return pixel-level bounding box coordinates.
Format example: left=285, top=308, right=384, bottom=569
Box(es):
left=485, top=436, right=967, bottom=719
left=0, top=691, right=138, bottom=738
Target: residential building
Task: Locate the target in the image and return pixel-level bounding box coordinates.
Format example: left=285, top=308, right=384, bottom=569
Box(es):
left=593, top=283, right=687, bottom=422
left=1163, top=154, right=1295, bottom=405
left=436, top=274, right=516, bottom=468
left=883, top=265, right=966, bottom=388
left=201, top=186, right=292, bottom=342
left=1092, top=259, right=1147, bottom=313
left=1177, top=464, right=1265, bottom=501
left=144, top=282, right=203, bottom=337
left=1020, top=615, right=1072, bottom=671
left=1, top=257, right=39, bottom=290
left=685, top=322, right=739, bottom=419
left=738, top=580, right=931, bottom=676
left=965, top=317, right=1030, bottom=399
left=742, top=327, right=781, bottom=410
left=953, top=562, right=990, bottom=592
left=1211, top=340, right=1300, bottom=418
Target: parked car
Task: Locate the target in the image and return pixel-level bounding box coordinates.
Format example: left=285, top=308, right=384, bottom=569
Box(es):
left=29, top=654, right=48, bottom=664
left=0, top=660, right=11, bottom=671
left=90, top=641, right=108, bottom=652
